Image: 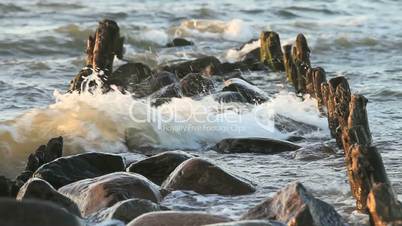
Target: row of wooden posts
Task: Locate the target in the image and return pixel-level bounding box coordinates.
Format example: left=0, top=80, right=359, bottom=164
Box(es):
left=259, top=31, right=402, bottom=226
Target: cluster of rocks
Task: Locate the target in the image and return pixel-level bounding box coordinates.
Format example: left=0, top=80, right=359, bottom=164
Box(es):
left=0, top=137, right=347, bottom=226
left=0, top=19, right=360, bottom=226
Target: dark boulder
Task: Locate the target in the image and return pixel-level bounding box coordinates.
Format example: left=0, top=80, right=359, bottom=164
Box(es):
left=180, top=73, right=214, bottom=97
left=241, top=182, right=347, bottom=226
left=127, top=211, right=231, bottom=226
left=214, top=91, right=248, bottom=103
left=16, top=178, right=80, bottom=216
left=0, top=176, right=13, bottom=197
left=88, top=198, right=167, bottom=224
left=33, top=152, right=125, bottom=189
left=14, top=136, right=63, bottom=192
left=166, top=38, right=194, bottom=47
left=108, top=62, right=152, bottom=90
left=162, top=56, right=222, bottom=78
left=127, top=151, right=194, bottom=185
left=291, top=144, right=337, bottom=161
left=205, top=220, right=285, bottom=226
left=161, top=158, right=255, bottom=195
left=213, top=138, right=300, bottom=154
left=150, top=83, right=182, bottom=107
left=274, top=114, right=320, bottom=135
left=58, top=172, right=161, bottom=217
left=222, top=78, right=268, bottom=104
left=0, top=198, right=82, bottom=226
left=150, top=71, right=179, bottom=91
left=69, top=68, right=93, bottom=93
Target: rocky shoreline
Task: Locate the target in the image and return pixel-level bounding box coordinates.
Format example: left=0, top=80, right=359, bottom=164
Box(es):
left=0, top=19, right=401, bottom=226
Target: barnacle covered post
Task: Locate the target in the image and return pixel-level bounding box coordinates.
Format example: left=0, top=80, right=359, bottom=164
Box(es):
left=259, top=31, right=284, bottom=72
left=69, top=19, right=124, bottom=92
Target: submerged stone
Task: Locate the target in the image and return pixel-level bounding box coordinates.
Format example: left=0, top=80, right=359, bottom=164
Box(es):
left=161, top=158, right=255, bottom=195
left=33, top=152, right=125, bottom=189
left=222, top=78, right=268, bottom=104
left=88, top=198, right=166, bottom=224
left=162, top=56, right=222, bottom=78
left=59, top=172, right=161, bottom=217
left=241, top=182, right=347, bottom=226
left=127, top=211, right=231, bottom=226
left=0, top=198, right=82, bottom=226
left=166, top=38, right=194, bottom=47
left=213, top=138, right=300, bottom=154
left=127, top=151, right=194, bottom=185
left=17, top=178, right=80, bottom=216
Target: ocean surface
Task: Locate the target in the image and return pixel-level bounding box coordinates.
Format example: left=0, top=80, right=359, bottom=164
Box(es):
left=1, top=0, right=402, bottom=225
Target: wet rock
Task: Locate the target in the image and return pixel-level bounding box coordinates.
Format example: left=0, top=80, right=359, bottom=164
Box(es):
left=166, top=38, right=194, bottom=47
left=16, top=178, right=80, bottom=216
left=150, top=83, right=182, bottom=107
left=14, top=136, right=63, bottom=191
left=161, top=158, right=255, bottom=195
left=214, top=91, right=248, bottom=103
left=59, top=172, right=161, bottom=217
left=222, top=78, right=268, bottom=104
left=89, top=198, right=166, bottom=224
left=162, top=56, right=222, bottom=78
left=33, top=152, right=125, bottom=189
left=0, top=176, right=13, bottom=197
left=291, top=144, right=337, bottom=161
left=127, top=151, right=194, bottom=185
left=0, top=198, right=82, bottom=226
left=205, top=220, right=285, bottom=226
left=69, top=68, right=93, bottom=93
left=125, top=127, right=161, bottom=154
left=180, top=73, right=214, bottom=97
left=274, top=114, right=320, bottom=135
left=241, top=182, right=346, bottom=226
left=108, top=62, right=152, bottom=90
left=213, top=138, right=300, bottom=154
left=127, top=211, right=231, bottom=226
left=150, top=71, right=179, bottom=91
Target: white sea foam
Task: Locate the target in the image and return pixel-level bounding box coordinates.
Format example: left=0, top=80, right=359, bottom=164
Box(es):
left=173, top=19, right=256, bottom=42
left=0, top=87, right=327, bottom=177
left=225, top=39, right=260, bottom=63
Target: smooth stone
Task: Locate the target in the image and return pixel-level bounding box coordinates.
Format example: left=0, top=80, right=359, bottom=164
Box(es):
left=14, top=136, right=63, bottom=193
left=59, top=172, right=161, bottom=217
left=274, top=114, right=320, bottom=135
left=214, top=91, right=248, bottom=103
left=109, top=62, right=152, bottom=90
left=180, top=73, right=214, bottom=97
left=127, top=211, right=231, bottom=226
left=127, top=151, right=194, bottom=185
left=33, top=152, right=125, bottom=189
left=241, top=182, right=347, bottom=226
left=205, top=220, right=285, bottom=226
left=213, top=138, right=300, bottom=154
left=166, top=38, right=194, bottom=47
left=222, top=78, right=268, bottom=104
left=150, top=83, right=182, bottom=107
left=150, top=71, right=179, bottom=91
left=161, top=158, right=255, bottom=196
left=291, top=144, right=337, bottom=161
left=162, top=56, right=222, bottom=78
left=17, top=178, right=80, bottom=216
left=88, top=198, right=166, bottom=224
left=0, top=176, right=13, bottom=197
left=0, top=198, right=82, bottom=226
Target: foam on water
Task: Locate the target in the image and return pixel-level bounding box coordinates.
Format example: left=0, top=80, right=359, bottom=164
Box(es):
left=0, top=86, right=326, bottom=177
left=225, top=39, right=260, bottom=62
left=173, top=19, right=256, bottom=42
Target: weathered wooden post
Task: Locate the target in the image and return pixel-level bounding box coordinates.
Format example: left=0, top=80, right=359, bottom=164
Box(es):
left=327, top=76, right=351, bottom=147
left=259, top=31, right=284, bottom=72
left=312, top=67, right=327, bottom=112
left=283, top=44, right=298, bottom=88
left=368, top=183, right=402, bottom=226
left=69, top=19, right=124, bottom=92
left=292, top=34, right=311, bottom=94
